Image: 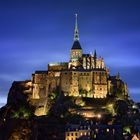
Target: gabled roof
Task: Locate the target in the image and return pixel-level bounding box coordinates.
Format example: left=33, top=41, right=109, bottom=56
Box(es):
left=71, top=40, right=82, bottom=50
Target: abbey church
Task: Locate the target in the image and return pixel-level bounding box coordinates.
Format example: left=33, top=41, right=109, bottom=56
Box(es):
left=32, top=15, right=128, bottom=101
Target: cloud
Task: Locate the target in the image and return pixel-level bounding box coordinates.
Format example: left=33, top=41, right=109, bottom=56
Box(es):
left=0, top=103, right=6, bottom=108
left=0, top=96, right=7, bottom=107
left=129, top=88, right=140, bottom=102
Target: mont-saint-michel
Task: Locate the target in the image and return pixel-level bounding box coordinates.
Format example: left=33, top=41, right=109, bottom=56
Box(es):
left=0, top=15, right=140, bottom=140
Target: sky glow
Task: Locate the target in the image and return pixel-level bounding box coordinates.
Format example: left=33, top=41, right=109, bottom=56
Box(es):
left=0, top=0, right=140, bottom=104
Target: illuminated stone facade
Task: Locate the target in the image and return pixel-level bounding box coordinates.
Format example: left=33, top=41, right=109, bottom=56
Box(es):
left=65, top=123, right=123, bottom=140
left=32, top=48, right=109, bottom=99
left=31, top=15, right=128, bottom=115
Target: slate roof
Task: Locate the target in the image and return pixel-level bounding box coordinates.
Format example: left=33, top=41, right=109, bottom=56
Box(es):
left=71, top=40, right=82, bottom=50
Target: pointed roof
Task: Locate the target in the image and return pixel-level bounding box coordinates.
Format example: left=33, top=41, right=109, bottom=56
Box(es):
left=94, top=50, right=97, bottom=58
left=71, top=14, right=82, bottom=50
left=74, top=13, right=79, bottom=41
left=71, top=40, right=82, bottom=50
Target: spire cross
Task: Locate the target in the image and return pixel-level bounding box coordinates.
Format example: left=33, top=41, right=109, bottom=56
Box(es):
left=74, top=13, right=79, bottom=41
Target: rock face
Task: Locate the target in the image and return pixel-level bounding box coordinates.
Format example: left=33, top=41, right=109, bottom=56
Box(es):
left=7, top=81, right=32, bottom=105
left=7, top=80, right=50, bottom=116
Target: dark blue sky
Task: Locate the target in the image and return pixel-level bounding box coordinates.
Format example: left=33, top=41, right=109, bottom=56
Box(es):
left=0, top=0, right=140, bottom=106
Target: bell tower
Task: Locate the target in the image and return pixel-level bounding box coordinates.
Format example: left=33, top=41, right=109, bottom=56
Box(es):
left=70, top=14, right=82, bottom=62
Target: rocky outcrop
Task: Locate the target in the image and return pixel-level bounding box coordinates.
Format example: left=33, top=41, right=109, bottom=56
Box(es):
left=6, top=80, right=50, bottom=116
left=7, top=80, right=32, bottom=106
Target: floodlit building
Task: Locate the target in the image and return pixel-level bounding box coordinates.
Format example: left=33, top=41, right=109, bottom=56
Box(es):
left=31, top=15, right=128, bottom=116
left=65, top=123, right=123, bottom=140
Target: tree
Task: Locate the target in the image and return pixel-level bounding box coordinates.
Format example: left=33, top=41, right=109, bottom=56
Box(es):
left=114, top=100, right=128, bottom=116
left=79, top=89, right=87, bottom=97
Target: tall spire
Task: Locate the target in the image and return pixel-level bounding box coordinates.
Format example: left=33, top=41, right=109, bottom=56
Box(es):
left=94, top=50, right=97, bottom=58
left=94, top=50, right=97, bottom=68
left=74, top=14, right=79, bottom=41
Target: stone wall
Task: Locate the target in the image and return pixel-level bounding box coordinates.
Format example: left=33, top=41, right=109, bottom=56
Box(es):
left=60, top=70, right=108, bottom=98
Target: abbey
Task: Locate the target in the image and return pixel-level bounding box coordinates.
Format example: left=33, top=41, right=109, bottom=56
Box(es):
left=32, top=15, right=128, bottom=101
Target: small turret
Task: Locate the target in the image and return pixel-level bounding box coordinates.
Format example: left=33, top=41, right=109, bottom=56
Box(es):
left=94, top=50, right=97, bottom=68
left=117, top=72, right=120, bottom=80
left=94, top=50, right=97, bottom=59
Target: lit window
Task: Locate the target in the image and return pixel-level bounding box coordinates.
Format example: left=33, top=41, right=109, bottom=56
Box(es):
left=100, top=95, right=103, bottom=98
left=107, top=129, right=109, bottom=132
left=95, top=129, right=98, bottom=132
left=113, top=129, right=115, bottom=134
left=97, top=114, right=101, bottom=119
